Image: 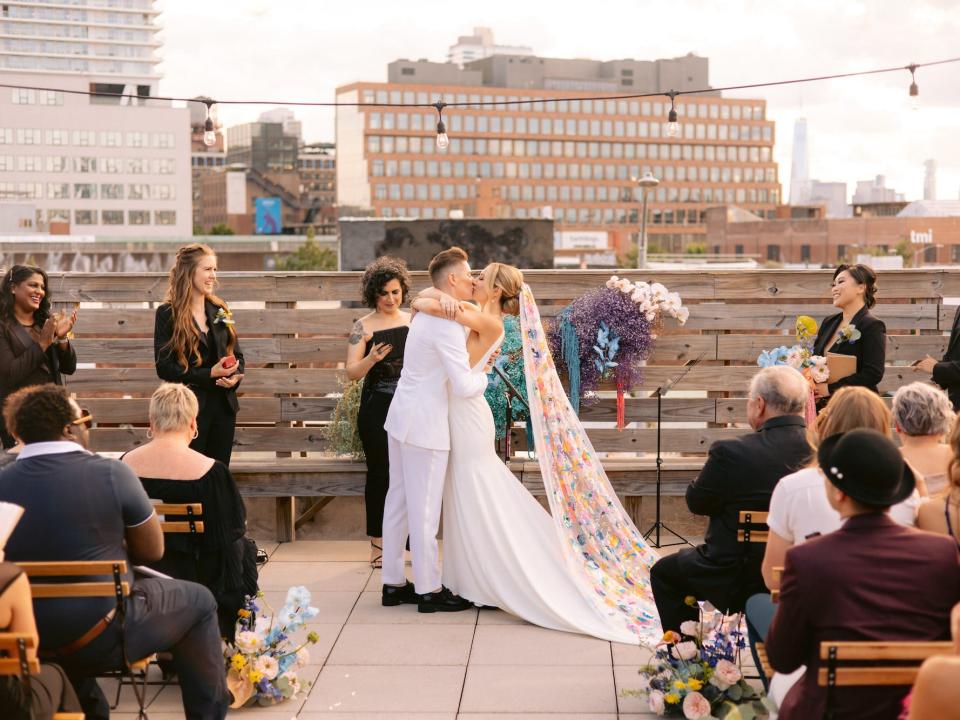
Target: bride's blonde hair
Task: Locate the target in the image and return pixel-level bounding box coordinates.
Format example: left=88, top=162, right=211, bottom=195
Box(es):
left=481, top=263, right=524, bottom=315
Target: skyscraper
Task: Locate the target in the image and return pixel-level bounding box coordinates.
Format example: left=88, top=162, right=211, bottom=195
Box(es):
left=924, top=159, right=937, bottom=201
left=789, top=118, right=810, bottom=206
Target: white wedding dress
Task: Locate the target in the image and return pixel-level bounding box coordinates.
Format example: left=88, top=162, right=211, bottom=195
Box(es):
left=441, top=326, right=656, bottom=644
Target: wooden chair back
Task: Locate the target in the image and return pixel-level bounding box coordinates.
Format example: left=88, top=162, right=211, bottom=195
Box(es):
left=818, top=641, right=954, bottom=687
left=0, top=632, right=39, bottom=676
left=16, top=561, right=129, bottom=601
left=155, top=503, right=204, bottom=535
left=737, top=510, right=770, bottom=544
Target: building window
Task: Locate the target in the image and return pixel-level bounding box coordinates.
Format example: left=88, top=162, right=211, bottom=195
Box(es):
left=126, top=132, right=148, bottom=148
left=100, top=183, right=123, bottom=199
left=128, top=184, right=149, bottom=200
left=837, top=244, right=846, bottom=261
left=72, top=130, right=96, bottom=146
left=155, top=211, right=176, bottom=225
left=800, top=244, right=811, bottom=262
left=74, top=210, right=97, bottom=225
left=102, top=210, right=124, bottom=225
left=47, top=183, right=70, bottom=199
left=734, top=244, right=745, bottom=256
left=76, top=157, right=97, bottom=173
left=152, top=132, right=175, bottom=149
left=128, top=210, right=150, bottom=225
left=73, top=183, right=96, bottom=199
left=100, top=131, right=122, bottom=147
left=766, top=245, right=781, bottom=262
left=16, top=129, right=42, bottom=145
left=45, top=130, right=69, bottom=146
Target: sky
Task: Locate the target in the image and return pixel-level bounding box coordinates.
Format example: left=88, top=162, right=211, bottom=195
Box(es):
left=158, top=0, right=960, bottom=204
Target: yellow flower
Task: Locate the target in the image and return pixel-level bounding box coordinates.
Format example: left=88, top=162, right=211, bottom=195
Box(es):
left=661, top=630, right=680, bottom=644
left=230, top=653, right=246, bottom=671
left=796, top=315, right=818, bottom=341
left=673, top=680, right=686, bottom=690
left=248, top=670, right=263, bottom=684
left=683, top=596, right=698, bottom=607
left=665, top=692, right=681, bottom=704
left=687, top=678, right=704, bottom=691
left=237, top=609, right=252, bottom=619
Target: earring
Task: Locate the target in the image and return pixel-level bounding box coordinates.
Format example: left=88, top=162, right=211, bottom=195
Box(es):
left=146, top=429, right=153, bottom=439
left=192, top=429, right=199, bottom=440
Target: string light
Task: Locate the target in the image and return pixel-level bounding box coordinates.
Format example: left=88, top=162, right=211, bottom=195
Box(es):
left=665, top=90, right=679, bottom=138
left=202, top=99, right=217, bottom=147
left=907, top=64, right=919, bottom=97
left=433, top=101, right=449, bottom=150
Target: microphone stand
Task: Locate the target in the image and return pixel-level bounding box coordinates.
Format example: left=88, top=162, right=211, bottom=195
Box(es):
left=494, top=365, right=528, bottom=463
left=642, top=351, right=706, bottom=549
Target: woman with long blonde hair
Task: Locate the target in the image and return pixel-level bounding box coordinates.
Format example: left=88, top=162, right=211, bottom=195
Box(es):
left=154, top=243, right=244, bottom=464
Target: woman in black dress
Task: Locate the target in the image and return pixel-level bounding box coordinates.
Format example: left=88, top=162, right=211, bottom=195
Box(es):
left=346, top=257, right=411, bottom=568
left=122, top=382, right=257, bottom=639
left=812, top=263, right=886, bottom=404
left=154, top=244, right=244, bottom=465
left=0, top=265, right=77, bottom=448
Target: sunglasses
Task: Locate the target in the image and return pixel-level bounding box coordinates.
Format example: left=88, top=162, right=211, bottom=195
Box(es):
left=70, top=407, right=93, bottom=429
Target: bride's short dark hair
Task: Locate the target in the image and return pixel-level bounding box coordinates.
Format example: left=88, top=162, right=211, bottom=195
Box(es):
left=428, top=246, right=468, bottom=285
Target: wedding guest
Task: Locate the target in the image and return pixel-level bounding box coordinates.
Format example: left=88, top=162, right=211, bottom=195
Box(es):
left=0, top=558, right=83, bottom=719
left=650, top=365, right=811, bottom=632
left=345, top=257, right=411, bottom=568
left=154, top=243, right=244, bottom=465
left=917, top=417, right=960, bottom=539
left=812, top=263, right=885, bottom=403
left=765, top=429, right=960, bottom=720
left=0, top=384, right=229, bottom=720
left=905, top=602, right=960, bottom=719
left=0, top=265, right=77, bottom=448
left=121, top=383, right=258, bottom=638
left=893, top=382, right=955, bottom=495
left=916, top=303, right=960, bottom=410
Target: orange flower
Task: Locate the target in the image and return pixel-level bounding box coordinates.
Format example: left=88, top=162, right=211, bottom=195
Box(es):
left=661, top=630, right=681, bottom=644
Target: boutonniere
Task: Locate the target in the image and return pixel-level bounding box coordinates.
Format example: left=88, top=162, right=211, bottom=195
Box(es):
left=214, top=308, right=235, bottom=326
left=838, top=323, right=861, bottom=344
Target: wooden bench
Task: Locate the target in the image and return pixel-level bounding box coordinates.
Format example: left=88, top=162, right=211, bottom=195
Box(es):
left=49, top=269, right=960, bottom=540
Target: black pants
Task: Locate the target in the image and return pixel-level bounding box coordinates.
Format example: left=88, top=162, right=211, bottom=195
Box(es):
left=56, top=578, right=228, bottom=720
left=191, top=396, right=236, bottom=466
left=357, top=391, right=392, bottom=538
left=0, top=663, right=82, bottom=719
left=650, top=547, right=759, bottom=633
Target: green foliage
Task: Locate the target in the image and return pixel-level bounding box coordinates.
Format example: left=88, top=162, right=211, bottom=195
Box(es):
left=617, top=240, right=667, bottom=268
left=193, top=224, right=204, bottom=236
left=277, top=237, right=337, bottom=271
left=684, top=242, right=707, bottom=255
left=894, top=239, right=915, bottom=264
left=209, top=223, right=235, bottom=235
left=324, top=378, right=364, bottom=459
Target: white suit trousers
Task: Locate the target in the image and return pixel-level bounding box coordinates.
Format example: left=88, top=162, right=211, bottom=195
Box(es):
left=381, top=435, right=448, bottom=594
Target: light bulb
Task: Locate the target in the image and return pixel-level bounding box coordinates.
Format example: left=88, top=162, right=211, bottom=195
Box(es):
left=436, top=119, right=449, bottom=149
left=666, top=109, right=679, bottom=138
left=202, top=100, right=217, bottom=147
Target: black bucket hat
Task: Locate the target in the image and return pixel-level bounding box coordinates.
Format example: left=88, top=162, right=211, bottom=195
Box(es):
left=817, top=428, right=916, bottom=507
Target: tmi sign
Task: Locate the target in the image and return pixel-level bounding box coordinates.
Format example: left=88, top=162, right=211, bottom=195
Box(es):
left=910, top=228, right=934, bottom=245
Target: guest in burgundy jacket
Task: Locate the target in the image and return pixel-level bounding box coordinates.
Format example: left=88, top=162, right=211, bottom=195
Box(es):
left=766, top=429, right=960, bottom=720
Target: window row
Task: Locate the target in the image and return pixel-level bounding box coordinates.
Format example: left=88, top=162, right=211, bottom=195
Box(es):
left=66, top=209, right=177, bottom=226
left=10, top=89, right=63, bottom=106
left=363, top=90, right=765, bottom=121
left=367, top=112, right=772, bottom=142
left=0, top=128, right=175, bottom=148
left=0, top=20, right=153, bottom=42
left=0, top=181, right=175, bottom=200
left=371, top=159, right=778, bottom=184
left=0, top=155, right=175, bottom=174
left=376, top=203, right=774, bottom=224
left=373, top=183, right=779, bottom=205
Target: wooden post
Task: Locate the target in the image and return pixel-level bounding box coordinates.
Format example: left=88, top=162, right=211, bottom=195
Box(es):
left=268, top=298, right=297, bottom=543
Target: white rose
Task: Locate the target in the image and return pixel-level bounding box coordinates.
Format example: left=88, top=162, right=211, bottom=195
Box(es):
left=709, top=658, right=742, bottom=690
left=682, top=690, right=711, bottom=719
left=679, top=620, right=700, bottom=637
left=671, top=640, right=698, bottom=661
left=254, top=654, right=279, bottom=680
left=677, top=307, right=690, bottom=325
left=234, top=631, right=260, bottom=654
left=606, top=275, right=620, bottom=289
left=648, top=689, right=665, bottom=715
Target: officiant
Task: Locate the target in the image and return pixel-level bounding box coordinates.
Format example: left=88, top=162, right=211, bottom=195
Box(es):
left=811, top=264, right=885, bottom=405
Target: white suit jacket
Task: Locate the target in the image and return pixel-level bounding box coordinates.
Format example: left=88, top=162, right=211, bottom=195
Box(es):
left=384, top=313, right=488, bottom=451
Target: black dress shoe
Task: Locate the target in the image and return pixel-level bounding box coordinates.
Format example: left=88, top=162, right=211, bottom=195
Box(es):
left=382, top=581, right=418, bottom=607
left=418, top=586, right=473, bottom=613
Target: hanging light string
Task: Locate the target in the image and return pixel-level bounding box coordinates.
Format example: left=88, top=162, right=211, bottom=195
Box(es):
left=0, top=55, right=955, bottom=147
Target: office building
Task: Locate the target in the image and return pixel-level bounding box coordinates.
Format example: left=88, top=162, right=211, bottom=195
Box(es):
left=809, top=180, right=849, bottom=218
left=0, top=0, right=191, bottom=235
left=788, top=118, right=810, bottom=206
left=226, top=122, right=299, bottom=173
left=447, top=27, right=532, bottom=66
left=337, top=53, right=780, bottom=256
left=852, top=175, right=904, bottom=204
left=299, top=142, right=336, bottom=234
left=924, top=159, right=937, bottom=201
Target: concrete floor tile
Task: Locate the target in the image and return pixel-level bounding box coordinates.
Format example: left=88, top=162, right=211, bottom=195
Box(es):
left=459, top=664, right=617, bottom=714
left=271, top=540, right=372, bottom=562
left=300, top=715, right=455, bottom=719
left=303, top=665, right=466, bottom=713
left=611, top=641, right=656, bottom=667
left=469, top=624, right=612, bottom=666
left=327, top=624, right=475, bottom=666
left=259, top=589, right=360, bottom=626
left=258, top=561, right=371, bottom=592
left=350, top=590, right=478, bottom=625
left=457, top=715, right=618, bottom=720
left=614, top=664, right=653, bottom=715
left=474, top=608, right=528, bottom=625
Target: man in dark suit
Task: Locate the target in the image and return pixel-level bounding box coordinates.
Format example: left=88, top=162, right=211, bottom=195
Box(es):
left=917, top=304, right=960, bottom=409
left=650, top=365, right=812, bottom=632
left=766, top=429, right=960, bottom=720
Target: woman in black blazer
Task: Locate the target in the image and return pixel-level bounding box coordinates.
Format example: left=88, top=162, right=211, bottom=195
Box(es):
left=0, top=265, right=77, bottom=448
left=812, top=263, right=885, bottom=403
left=154, top=244, right=244, bottom=465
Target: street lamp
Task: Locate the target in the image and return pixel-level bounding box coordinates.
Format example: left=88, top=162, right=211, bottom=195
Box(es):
left=635, top=171, right=660, bottom=269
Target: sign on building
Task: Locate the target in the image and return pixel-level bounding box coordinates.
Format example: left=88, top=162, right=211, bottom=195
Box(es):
left=554, top=231, right=609, bottom=250
left=255, top=197, right=282, bottom=235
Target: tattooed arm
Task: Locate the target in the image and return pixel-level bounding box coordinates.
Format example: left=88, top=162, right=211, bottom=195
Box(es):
left=345, top=318, right=393, bottom=381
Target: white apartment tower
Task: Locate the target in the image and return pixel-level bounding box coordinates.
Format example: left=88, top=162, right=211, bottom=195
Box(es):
left=788, top=118, right=810, bottom=206
left=0, top=0, right=191, bottom=236
left=924, top=159, right=937, bottom=201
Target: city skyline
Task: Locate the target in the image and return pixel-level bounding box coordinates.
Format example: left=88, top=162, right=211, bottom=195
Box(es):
left=157, top=0, right=960, bottom=204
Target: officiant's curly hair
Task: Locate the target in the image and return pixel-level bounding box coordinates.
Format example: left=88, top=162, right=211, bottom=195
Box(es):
left=360, top=256, right=411, bottom=309
left=481, top=263, right=524, bottom=316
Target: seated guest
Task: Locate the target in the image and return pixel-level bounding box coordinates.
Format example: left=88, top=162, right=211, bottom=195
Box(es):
left=905, top=603, right=960, bottom=720
left=766, top=429, right=960, bottom=720
left=893, top=382, right=955, bottom=495
left=917, top=416, right=960, bottom=539
left=122, top=382, right=257, bottom=638
left=916, top=303, right=960, bottom=411
left=0, top=548, right=82, bottom=719
left=0, top=384, right=228, bottom=720
left=650, top=365, right=811, bottom=632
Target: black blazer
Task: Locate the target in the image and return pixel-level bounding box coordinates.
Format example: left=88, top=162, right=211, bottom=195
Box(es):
left=154, top=301, right=244, bottom=414
left=0, top=320, right=77, bottom=445
left=812, top=306, right=886, bottom=395
left=932, top=305, right=960, bottom=410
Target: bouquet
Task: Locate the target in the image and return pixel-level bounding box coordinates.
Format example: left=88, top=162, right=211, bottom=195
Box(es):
left=757, top=316, right=827, bottom=422
left=627, top=598, right=775, bottom=719
left=549, top=275, right=688, bottom=426
left=225, top=587, right=320, bottom=707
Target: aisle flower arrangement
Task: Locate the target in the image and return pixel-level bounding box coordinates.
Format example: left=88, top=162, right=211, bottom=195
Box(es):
left=548, top=275, right=688, bottom=426
left=225, top=587, right=320, bottom=707
left=626, top=598, right=775, bottom=719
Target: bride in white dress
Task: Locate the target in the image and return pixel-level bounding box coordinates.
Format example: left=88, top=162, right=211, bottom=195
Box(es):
left=412, top=263, right=662, bottom=646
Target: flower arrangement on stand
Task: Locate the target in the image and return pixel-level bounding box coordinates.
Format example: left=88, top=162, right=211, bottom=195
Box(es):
left=756, top=315, right=828, bottom=423
left=224, top=587, right=320, bottom=708
left=626, top=598, right=775, bottom=719
left=548, top=275, right=688, bottom=427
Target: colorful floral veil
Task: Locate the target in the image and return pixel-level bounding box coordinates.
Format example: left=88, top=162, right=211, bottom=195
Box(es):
left=518, top=283, right=663, bottom=643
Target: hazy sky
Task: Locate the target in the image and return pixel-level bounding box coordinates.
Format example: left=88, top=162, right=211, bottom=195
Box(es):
left=158, top=0, right=960, bottom=203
